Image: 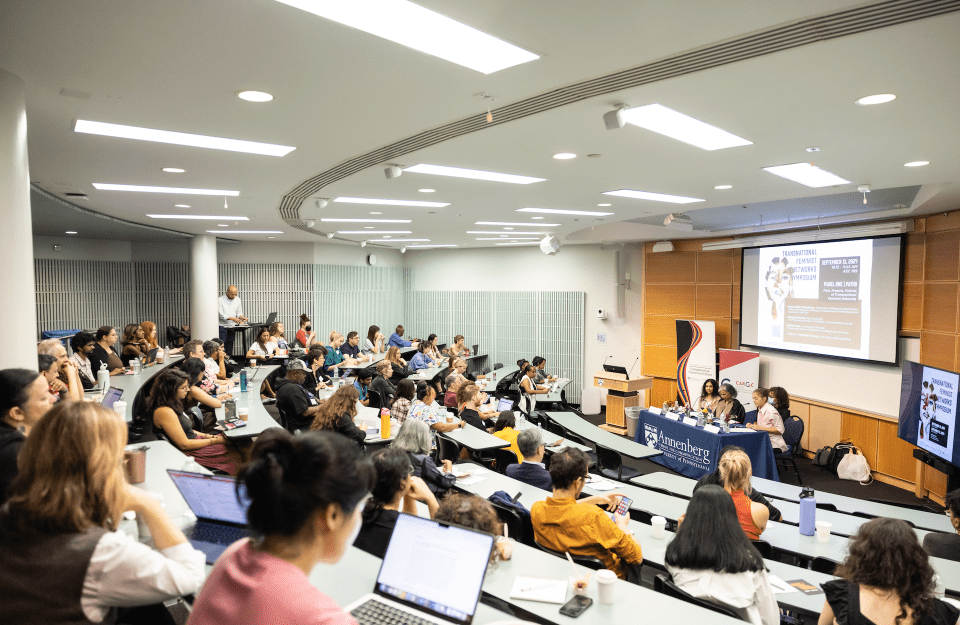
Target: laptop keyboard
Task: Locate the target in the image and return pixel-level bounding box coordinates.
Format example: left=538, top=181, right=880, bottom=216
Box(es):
left=191, top=522, right=246, bottom=545
left=350, top=599, right=435, bottom=625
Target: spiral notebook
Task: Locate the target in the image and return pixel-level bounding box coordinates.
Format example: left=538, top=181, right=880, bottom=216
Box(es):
left=509, top=576, right=567, bottom=604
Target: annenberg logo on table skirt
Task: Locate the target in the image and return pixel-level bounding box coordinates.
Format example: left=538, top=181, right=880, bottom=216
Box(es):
left=644, top=423, right=659, bottom=448
left=645, top=423, right=711, bottom=470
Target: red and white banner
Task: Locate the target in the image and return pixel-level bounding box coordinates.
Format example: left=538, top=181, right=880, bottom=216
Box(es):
left=719, top=349, right=760, bottom=413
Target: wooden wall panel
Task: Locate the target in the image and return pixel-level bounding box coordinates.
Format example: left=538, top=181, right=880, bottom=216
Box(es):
left=702, top=317, right=732, bottom=350
left=840, top=413, right=878, bottom=469
left=733, top=253, right=742, bottom=284
left=790, top=401, right=812, bottom=451
left=923, top=464, right=949, bottom=498
left=648, top=378, right=679, bottom=408
left=901, top=282, right=923, bottom=331
left=903, top=233, right=925, bottom=283
left=926, top=212, right=960, bottom=233
left=644, top=315, right=678, bottom=347
left=877, top=420, right=920, bottom=482
left=642, top=344, right=676, bottom=379
left=920, top=331, right=956, bottom=370
left=808, top=405, right=842, bottom=454
left=696, top=284, right=732, bottom=318
left=697, top=250, right=734, bottom=284
left=645, top=285, right=697, bottom=317
left=732, top=284, right=740, bottom=322
left=924, top=231, right=960, bottom=282
left=645, top=252, right=697, bottom=283
left=921, top=283, right=958, bottom=333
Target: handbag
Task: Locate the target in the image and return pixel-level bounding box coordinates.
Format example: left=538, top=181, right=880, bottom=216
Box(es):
left=837, top=445, right=873, bottom=484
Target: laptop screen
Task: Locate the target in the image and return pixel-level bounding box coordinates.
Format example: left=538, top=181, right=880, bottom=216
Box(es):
left=100, top=387, right=123, bottom=409
left=496, top=398, right=514, bottom=412
left=376, top=514, right=494, bottom=623
left=167, top=470, right=249, bottom=525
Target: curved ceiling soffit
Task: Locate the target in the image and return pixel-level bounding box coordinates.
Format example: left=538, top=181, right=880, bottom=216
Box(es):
left=278, top=0, right=960, bottom=244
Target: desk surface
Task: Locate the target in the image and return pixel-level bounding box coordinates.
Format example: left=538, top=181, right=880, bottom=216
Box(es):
left=547, top=412, right=662, bottom=460
left=516, top=420, right=592, bottom=454
left=446, top=424, right=510, bottom=452
left=537, top=378, right=573, bottom=404
left=126, top=440, right=209, bottom=534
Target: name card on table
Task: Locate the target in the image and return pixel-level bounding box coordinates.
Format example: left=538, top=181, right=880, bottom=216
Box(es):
left=703, top=424, right=721, bottom=434
left=663, top=412, right=680, bottom=421
left=683, top=417, right=699, bottom=427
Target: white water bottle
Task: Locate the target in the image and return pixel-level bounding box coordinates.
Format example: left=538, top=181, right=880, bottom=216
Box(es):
left=97, top=361, right=110, bottom=391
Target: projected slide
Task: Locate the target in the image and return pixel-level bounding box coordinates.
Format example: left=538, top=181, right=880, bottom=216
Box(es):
left=918, top=367, right=958, bottom=461
left=756, top=240, right=873, bottom=359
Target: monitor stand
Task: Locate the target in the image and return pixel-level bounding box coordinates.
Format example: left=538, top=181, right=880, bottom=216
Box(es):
left=912, top=448, right=960, bottom=495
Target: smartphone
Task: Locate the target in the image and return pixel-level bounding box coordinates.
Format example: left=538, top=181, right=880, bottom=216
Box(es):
left=559, top=595, right=593, bottom=617
left=614, top=496, right=633, bottom=517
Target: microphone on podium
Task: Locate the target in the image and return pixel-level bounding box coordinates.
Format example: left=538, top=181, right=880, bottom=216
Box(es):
left=627, top=357, right=639, bottom=377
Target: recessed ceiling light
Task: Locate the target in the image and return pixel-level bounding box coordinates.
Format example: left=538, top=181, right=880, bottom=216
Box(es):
left=74, top=120, right=295, bottom=156
left=218, top=224, right=228, bottom=227
left=856, top=94, right=896, bottom=105
left=418, top=189, right=436, bottom=193
left=475, top=237, right=539, bottom=240
left=374, top=238, right=430, bottom=242
left=382, top=236, right=391, bottom=238
left=364, top=226, right=374, bottom=229
left=714, top=185, right=733, bottom=190
left=320, top=218, right=411, bottom=223
left=162, top=167, right=185, bottom=173
left=531, top=216, right=544, bottom=220
left=337, top=230, right=412, bottom=234
left=405, top=244, right=459, bottom=248
left=553, top=153, right=576, bottom=160
left=517, top=208, right=614, bottom=216
left=404, top=164, right=545, bottom=185
left=904, top=161, right=930, bottom=167
left=267, top=236, right=276, bottom=239
left=370, top=212, right=382, bottom=215
left=468, top=231, right=543, bottom=235
left=93, top=183, right=240, bottom=196
left=334, top=196, right=448, bottom=207
left=237, top=90, right=274, bottom=102
left=206, top=230, right=283, bottom=234
left=475, top=221, right=560, bottom=227
left=174, top=204, right=191, bottom=208
left=503, top=227, right=514, bottom=230
left=496, top=241, right=540, bottom=246
left=602, top=190, right=704, bottom=204
left=147, top=214, right=249, bottom=220
left=597, top=203, right=612, bottom=207
left=762, top=163, right=851, bottom=188
left=272, top=0, right=538, bottom=74
left=621, top=104, right=752, bottom=150
left=65, top=231, right=77, bottom=234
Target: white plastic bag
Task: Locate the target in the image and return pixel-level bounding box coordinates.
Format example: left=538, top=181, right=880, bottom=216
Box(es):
left=837, top=448, right=872, bottom=484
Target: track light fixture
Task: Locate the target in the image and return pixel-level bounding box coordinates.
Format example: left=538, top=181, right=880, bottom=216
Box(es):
left=603, top=104, right=629, bottom=130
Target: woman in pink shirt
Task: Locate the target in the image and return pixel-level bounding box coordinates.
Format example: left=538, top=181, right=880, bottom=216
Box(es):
left=746, top=387, right=788, bottom=452
left=189, top=429, right=375, bottom=625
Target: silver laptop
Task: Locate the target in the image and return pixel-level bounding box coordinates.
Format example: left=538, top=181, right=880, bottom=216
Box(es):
left=167, top=469, right=250, bottom=564
left=344, top=513, right=495, bottom=625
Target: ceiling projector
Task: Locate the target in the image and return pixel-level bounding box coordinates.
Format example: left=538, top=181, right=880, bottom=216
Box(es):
left=540, top=235, right=560, bottom=255
left=663, top=213, right=693, bottom=231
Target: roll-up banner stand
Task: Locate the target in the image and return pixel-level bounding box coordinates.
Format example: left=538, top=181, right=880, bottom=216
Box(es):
left=676, top=320, right=716, bottom=406
left=719, top=348, right=760, bottom=413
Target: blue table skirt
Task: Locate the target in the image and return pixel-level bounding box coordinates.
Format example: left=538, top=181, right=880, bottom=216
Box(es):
left=635, top=409, right=780, bottom=481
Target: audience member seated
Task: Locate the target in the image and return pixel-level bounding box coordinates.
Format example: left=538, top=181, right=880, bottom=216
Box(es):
left=246, top=327, right=276, bottom=365
left=458, top=383, right=496, bottom=432
left=820, top=517, right=959, bottom=625
left=666, top=485, right=779, bottom=625
left=364, top=325, right=385, bottom=354
left=768, top=386, right=791, bottom=421
left=492, top=411, right=522, bottom=460
left=0, top=402, right=205, bottom=624
left=311, top=385, right=367, bottom=446
left=302, top=345, right=330, bottom=393
left=273, top=359, right=322, bottom=433
left=747, top=387, right=788, bottom=452
left=387, top=324, right=418, bottom=349
left=447, top=334, right=466, bottom=357
left=518, top=364, right=549, bottom=413
left=693, top=378, right=721, bottom=412
left=70, top=331, right=98, bottom=389
left=436, top=493, right=513, bottom=562
left=295, top=313, right=316, bottom=348
left=90, top=325, right=125, bottom=376
left=34, top=356, right=70, bottom=405
left=719, top=450, right=768, bottom=539
left=341, top=331, right=370, bottom=363
left=409, top=342, right=435, bottom=372
left=183, top=339, right=205, bottom=361
left=370, top=360, right=396, bottom=406
left=267, top=322, right=288, bottom=351
left=923, top=488, right=960, bottom=563
left=531, top=448, right=643, bottom=583
left=410, top=382, right=463, bottom=436
left=140, top=320, right=161, bottom=352
left=189, top=429, right=374, bottom=624
left=532, top=356, right=556, bottom=383
left=119, top=323, right=150, bottom=366
left=202, top=339, right=231, bottom=387
left=694, top=445, right=782, bottom=522
left=0, top=369, right=56, bottom=504
left=354, top=448, right=439, bottom=558
left=354, top=368, right=373, bottom=407
left=422, top=334, right=442, bottom=361
left=507, top=428, right=554, bottom=490
left=715, top=383, right=746, bottom=422
left=181, top=358, right=224, bottom=431
left=443, top=357, right=469, bottom=407
left=324, top=333, right=359, bottom=378
left=37, top=339, right=82, bottom=401
left=391, top=379, right=416, bottom=423
left=384, top=346, right=411, bottom=384
left=393, top=419, right=456, bottom=497
left=148, top=369, right=242, bottom=474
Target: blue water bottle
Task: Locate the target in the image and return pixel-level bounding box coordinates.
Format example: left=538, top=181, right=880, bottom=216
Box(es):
left=240, top=370, right=248, bottom=393
left=799, top=486, right=816, bottom=536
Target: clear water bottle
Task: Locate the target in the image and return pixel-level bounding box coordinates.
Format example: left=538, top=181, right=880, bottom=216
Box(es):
left=181, top=456, right=203, bottom=473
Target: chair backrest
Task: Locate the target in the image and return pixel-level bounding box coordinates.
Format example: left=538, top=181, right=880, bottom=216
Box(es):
left=750, top=539, right=773, bottom=559
left=488, top=500, right=527, bottom=544
left=532, top=537, right=605, bottom=570
left=495, top=448, right=519, bottom=474
left=815, top=502, right=837, bottom=512
left=367, top=389, right=382, bottom=410
left=545, top=420, right=566, bottom=436
left=493, top=363, right=503, bottom=370
left=743, top=411, right=757, bottom=425
left=653, top=574, right=743, bottom=620
left=596, top=445, right=622, bottom=472
left=436, top=434, right=461, bottom=464
left=810, top=557, right=839, bottom=575
left=783, top=415, right=804, bottom=445
left=482, top=366, right=491, bottom=375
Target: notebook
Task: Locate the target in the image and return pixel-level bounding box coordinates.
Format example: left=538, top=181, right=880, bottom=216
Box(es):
left=167, top=469, right=250, bottom=564
left=344, top=513, right=495, bottom=625
left=509, top=576, right=567, bottom=604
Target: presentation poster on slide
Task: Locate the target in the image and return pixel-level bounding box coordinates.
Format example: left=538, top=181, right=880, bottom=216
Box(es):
left=757, top=240, right=873, bottom=359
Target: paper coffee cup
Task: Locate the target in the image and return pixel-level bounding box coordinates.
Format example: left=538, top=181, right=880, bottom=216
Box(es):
left=815, top=520, right=832, bottom=543
left=596, top=570, right=616, bottom=604
left=123, top=446, right=148, bottom=484
left=250, top=359, right=256, bottom=368
left=238, top=406, right=249, bottom=421
left=113, top=400, right=128, bottom=419
left=651, top=515, right=667, bottom=539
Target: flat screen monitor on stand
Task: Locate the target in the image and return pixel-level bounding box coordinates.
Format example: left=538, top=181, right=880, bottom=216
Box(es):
left=898, top=360, right=960, bottom=493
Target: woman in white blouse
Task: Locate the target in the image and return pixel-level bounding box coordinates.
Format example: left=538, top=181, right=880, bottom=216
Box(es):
left=245, top=327, right=276, bottom=364
left=0, top=401, right=204, bottom=623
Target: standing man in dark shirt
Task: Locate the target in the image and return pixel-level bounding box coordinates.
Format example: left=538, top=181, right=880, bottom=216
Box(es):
left=693, top=445, right=783, bottom=522
left=273, top=360, right=322, bottom=433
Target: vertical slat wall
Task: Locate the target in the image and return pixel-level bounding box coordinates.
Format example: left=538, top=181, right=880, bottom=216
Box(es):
left=132, top=262, right=190, bottom=337
left=405, top=291, right=585, bottom=403
left=34, top=259, right=137, bottom=335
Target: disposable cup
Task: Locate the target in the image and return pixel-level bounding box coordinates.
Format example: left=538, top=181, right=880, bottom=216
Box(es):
left=816, top=520, right=832, bottom=543
left=651, top=516, right=667, bottom=539
left=596, top=570, right=616, bottom=604
left=238, top=406, right=249, bottom=421
left=123, top=446, right=148, bottom=484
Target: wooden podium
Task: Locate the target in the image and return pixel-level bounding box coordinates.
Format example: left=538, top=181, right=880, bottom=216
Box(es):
left=594, top=370, right=652, bottom=435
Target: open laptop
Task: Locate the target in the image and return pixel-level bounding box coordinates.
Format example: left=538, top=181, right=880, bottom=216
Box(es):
left=345, top=514, right=495, bottom=625
left=496, top=397, right=515, bottom=412
left=603, top=363, right=629, bottom=375
left=99, top=387, right=123, bottom=409
left=167, top=469, right=250, bottom=564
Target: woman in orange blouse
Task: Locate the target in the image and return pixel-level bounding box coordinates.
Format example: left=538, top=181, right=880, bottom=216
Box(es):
left=719, top=450, right=768, bottom=540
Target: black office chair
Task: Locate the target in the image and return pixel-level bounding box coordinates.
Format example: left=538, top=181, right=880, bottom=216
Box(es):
left=493, top=363, right=503, bottom=370
left=868, top=498, right=937, bottom=512
left=436, top=434, right=462, bottom=464
left=488, top=500, right=533, bottom=546
left=596, top=445, right=641, bottom=482
left=816, top=502, right=838, bottom=512
left=560, top=431, right=597, bottom=469
left=775, top=415, right=805, bottom=484
left=481, top=366, right=491, bottom=375
left=751, top=540, right=773, bottom=559
left=852, top=510, right=916, bottom=527
left=653, top=574, right=742, bottom=619
left=494, top=448, right=519, bottom=474
left=533, top=538, right=605, bottom=571
left=811, top=557, right=839, bottom=575
left=545, top=420, right=566, bottom=437
left=367, top=389, right=382, bottom=410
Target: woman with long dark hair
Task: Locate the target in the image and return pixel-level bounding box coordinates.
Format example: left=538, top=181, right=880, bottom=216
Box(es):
left=666, top=485, right=778, bottom=625
left=0, top=369, right=56, bottom=503
left=364, top=325, right=384, bottom=354
left=246, top=327, right=275, bottom=364
left=693, top=378, right=721, bottom=412
left=310, top=384, right=366, bottom=446
left=819, top=517, right=959, bottom=625
left=120, top=323, right=150, bottom=366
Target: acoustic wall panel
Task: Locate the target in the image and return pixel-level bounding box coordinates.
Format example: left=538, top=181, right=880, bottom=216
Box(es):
left=35, top=259, right=136, bottom=337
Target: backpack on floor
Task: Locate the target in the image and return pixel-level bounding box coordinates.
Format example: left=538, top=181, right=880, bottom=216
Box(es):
left=828, top=442, right=858, bottom=475
left=812, top=446, right=834, bottom=468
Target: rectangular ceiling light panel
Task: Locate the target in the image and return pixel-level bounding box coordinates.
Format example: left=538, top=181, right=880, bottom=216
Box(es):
left=148, top=215, right=249, bottom=220
left=466, top=231, right=543, bottom=235
left=762, top=163, right=852, bottom=188
left=75, top=120, right=295, bottom=156
left=602, top=190, right=704, bottom=204
left=404, top=164, right=545, bottom=185
left=320, top=218, right=411, bottom=223
left=93, top=184, right=240, bottom=196
left=516, top=208, right=613, bottom=216
left=621, top=104, right=752, bottom=151
left=337, top=230, right=412, bottom=234
left=474, top=237, right=539, bottom=240
left=333, top=197, right=448, bottom=207
left=206, top=230, right=283, bottom=234
left=273, top=0, right=538, bottom=74
left=475, top=221, right=560, bottom=227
